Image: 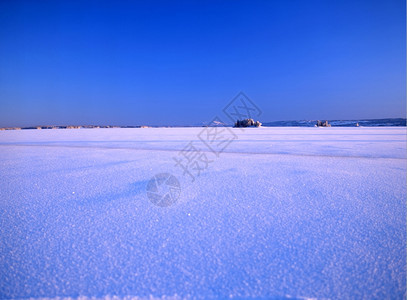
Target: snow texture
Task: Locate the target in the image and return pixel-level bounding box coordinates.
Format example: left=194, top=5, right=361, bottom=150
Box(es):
left=0, top=127, right=406, bottom=299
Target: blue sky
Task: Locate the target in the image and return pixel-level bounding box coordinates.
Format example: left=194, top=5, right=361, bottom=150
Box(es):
left=0, top=0, right=405, bottom=126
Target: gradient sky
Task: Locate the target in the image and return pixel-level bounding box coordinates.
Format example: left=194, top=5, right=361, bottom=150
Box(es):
left=0, top=0, right=405, bottom=127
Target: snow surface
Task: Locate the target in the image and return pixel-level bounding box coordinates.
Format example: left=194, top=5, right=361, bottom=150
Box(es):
left=0, top=127, right=405, bottom=299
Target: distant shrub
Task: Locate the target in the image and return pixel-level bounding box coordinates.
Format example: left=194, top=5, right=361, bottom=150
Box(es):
left=234, top=119, right=262, bottom=128
left=316, top=120, right=331, bottom=127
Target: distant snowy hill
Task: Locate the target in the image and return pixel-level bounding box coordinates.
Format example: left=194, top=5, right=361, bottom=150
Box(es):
left=262, top=118, right=406, bottom=127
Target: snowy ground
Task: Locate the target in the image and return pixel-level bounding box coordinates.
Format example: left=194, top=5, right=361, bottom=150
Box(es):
left=0, top=127, right=405, bottom=299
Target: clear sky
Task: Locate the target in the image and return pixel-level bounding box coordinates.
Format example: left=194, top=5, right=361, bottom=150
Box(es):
left=0, top=0, right=405, bottom=127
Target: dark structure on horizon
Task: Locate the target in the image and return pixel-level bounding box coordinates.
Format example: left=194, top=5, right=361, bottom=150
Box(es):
left=316, top=120, right=331, bottom=127
left=234, top=119, right=262, bottom=128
